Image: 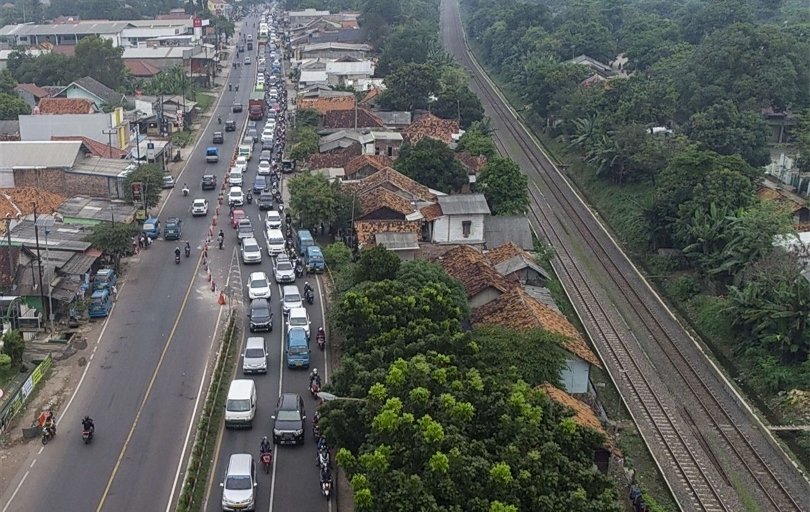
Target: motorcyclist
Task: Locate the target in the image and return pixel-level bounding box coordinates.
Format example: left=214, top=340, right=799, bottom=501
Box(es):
left=309, top=368, right=321, bottom=387
left=217, top=116, right=222, bottom=124
left=260, top=436, right=271, bottom=454
left=82, top=416, right=95, bottom=434
left=43, top=411, right=56, bottom=434
left=320, top=467, right=332, bottom=487
left=316, top=327, right=325, bottom=343
left=304, top=282, right=313, bottom=298
left=175, top=246, right=181, bottom=259
left=229, top=83, right=232, bottom=91
left=185, top=241, right=191, bottom=256
left=182, top=183, right=189, bottom=196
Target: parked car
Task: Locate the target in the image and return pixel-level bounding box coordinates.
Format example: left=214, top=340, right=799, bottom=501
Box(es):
left=162, top=175, right=175, bottom=188
left=142, top=217, right=160, bottom=239
left=191, top=198, right=209, bottom=216
left=241, top=238, right=263, bottom=265
left=272, top=393, right=305, bottom=444
left=247, top=271, right=271, bottom=299
left=201, top=174, right=217, bottom=190
left=249, top=299, right=273, bottom=332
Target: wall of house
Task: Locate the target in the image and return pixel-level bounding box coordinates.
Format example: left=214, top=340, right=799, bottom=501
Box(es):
left=432, top=214, right=485, bottom=243
left=19, top=113, right=117, bottom=146
left=13, top=167, right=111, bottom=198
left=15, top=90, right=37, bottom=108
left=559, top=356, right=590, bottom=394
left=469, top=287, right=501, bottom=309
left=62, top=86, right=106, bottom=108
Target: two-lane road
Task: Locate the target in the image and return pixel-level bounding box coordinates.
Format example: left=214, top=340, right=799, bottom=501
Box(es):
left=1, top=14, right=264, bottom=512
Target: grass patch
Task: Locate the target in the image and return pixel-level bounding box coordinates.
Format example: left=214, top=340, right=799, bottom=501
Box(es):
left=176, top=314, right=239, bottom=512
left=170, top=129, right=195, bottom=148
left=195, top=93, right=215, bottom=113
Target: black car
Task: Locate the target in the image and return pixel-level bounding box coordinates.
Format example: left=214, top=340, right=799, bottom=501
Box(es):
left=212, top=131, right=224, bottom=144
left=225, top=119, right=237, bottom=132
left=257, top=191, right=274, bottom=210
left=249, top=299, right=273, bottom=332
left=272, top=393, right=305, bottom=445
left=232, top=102, right=243, bottom=113
left=201, top=174, right=217, bottom=190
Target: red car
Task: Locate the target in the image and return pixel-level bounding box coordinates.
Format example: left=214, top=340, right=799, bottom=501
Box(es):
left=230, top=208, right=246, bottom=228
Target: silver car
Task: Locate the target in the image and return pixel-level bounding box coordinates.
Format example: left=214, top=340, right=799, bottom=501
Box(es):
left=273, top=256, right=295, bottom=283
left=242, top=337, right=268, bottom=374
left=241, top=237, right=262, bottom=264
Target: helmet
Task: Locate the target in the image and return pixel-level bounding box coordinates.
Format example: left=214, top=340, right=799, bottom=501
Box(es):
left=312, top=368, right=318, bottom=375
left=262, top=436, right=268, bottom=442
left=306, top=281, right=310, bottom=286
left=318, top=327, right=324, bottom=332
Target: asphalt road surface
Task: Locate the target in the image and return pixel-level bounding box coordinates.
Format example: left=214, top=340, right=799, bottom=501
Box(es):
left=203, top=14, right=333, bottom=512
left=0, top=14, right=264, bottom=512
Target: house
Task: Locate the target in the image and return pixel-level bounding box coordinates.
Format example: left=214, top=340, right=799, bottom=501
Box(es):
left=0, top=141, right=134, bottom=198
left=299, top=70, right=329, bottom=87
left=438, top=244, right=516, bottom=308
left=424, top=194, right=490, bottom=244
left=569, top=54, right=618, bottom=79
left=318, top=130, right=366, bottom=153
left=298, top=93, right=356, bottom=115
left=374, top=111, right=412, bottom=130
left=56, top=76, right=126, bottom=109
left=50, top=136, right=127, bottom=159
left=36, top=98, right=98, bottom=115
left=14, top=83, right=51, bottom=108
left=56, top=196, right=136, bottom=225
left=0, top=21, right=133, bottom=47
left=124, top=59, right=162, bottom=78
left=289, top=9, right=332, bottom=28
left=758, top=179, right=810, bottom=229
left=765, top=153, right=810, bottom=197
left=486, top=241, right=550, bottom=286
left=350, top=166, right=439, bottom=203
left=361, top=131, right=403, bottom=158
left=291, top=16, right=342, bottom=36
left=484, top=216, right=533, bottom=250
left=375, top=232, right=419, bottom=261
left=470, top=286, right=602, bottom=393
left=403, top=113, right=462, bottom=145
left=297, top=42, right=371, bottom=61
left=325, top=58, right=375, bottom=86
left=323, top=108, right=384, bottom=130
left=358, top=187, right=416, bottom=221
left=307, top=144, right=362, bottom=170
left=344, top=154, right=393, bottom=180
left=0, top=48, right=48, bottom=71
left=303, top=27, right=366, bottom=45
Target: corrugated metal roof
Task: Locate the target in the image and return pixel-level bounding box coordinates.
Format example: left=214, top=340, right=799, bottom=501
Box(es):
left=437, top=194, right=490, bottom=215
left=325, top=60, right=374, bottom=75
left=0, top=22, right=132, bottom=37
left=299, top=70, right=328, bottom=83
left=375, top=232, right=419, bottom=250
left=58, top=252, right=97, bottom=275
left=484, top=216, right=533, bottom=250
left=122, top=46, right=192, bottom=59
left=0, top=141, right=81, bottom=169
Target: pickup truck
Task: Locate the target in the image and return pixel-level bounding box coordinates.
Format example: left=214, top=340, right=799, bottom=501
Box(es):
left=205, top=146, right=219, bottom=163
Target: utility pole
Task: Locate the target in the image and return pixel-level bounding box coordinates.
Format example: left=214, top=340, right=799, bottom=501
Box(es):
left=103, top=127, right=117, bottom=158
left=44, top=227, right=54, bottom=334
left=3, top=217, right=15, bottom=292
left=32, top=204, right=47, bottom=328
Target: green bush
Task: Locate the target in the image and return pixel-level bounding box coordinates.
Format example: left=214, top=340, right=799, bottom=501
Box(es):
left=170, top=129, right=194, bottom=147
left=323, top=242, right=352, bottom=270
left=2, top=330, right=24, bottom=367
left=667, top=275, right=701, bottom=302
left=0, top=353, right=11, bottom=370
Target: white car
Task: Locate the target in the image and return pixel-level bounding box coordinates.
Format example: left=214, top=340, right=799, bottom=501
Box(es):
left=228, top=186, right=244, bottom=206
left=286, top=307, right=310, bottom=338
left=241, top=237, right=262, bottom=264
left=265, top=211, right=282, bottom=230
left=257, top=160, right=271, bottom=175
left=191, top=198, right=209, bottom=216
left=273, top=256, right=295, bottom=283
left=229, top=169, right=243, bottom=186
left=247, top=271, right=272, bottom=300
left=257, top=74, right=265, bottom=83
left=261, top=132, right=274, bottom=144
left=234, top=156, right=248, bottom=174
left=281, top=284, right=302, bottom=315
left=265, top=228, right=285, bottom=255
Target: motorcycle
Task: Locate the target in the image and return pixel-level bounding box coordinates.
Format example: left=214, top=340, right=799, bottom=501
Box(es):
left=175, top=253, right=181, bottom=264
left=320, top=479, right=332, bottom=499
left=316, top=330, right=325, bottom=351
left=295, top=263, right=304, bottom=279
left=313, top=423, right=321, bottom=442
left=82, top=428, right=94, bottom=444
left=182, top=186, right=189, bottom=197
left=309, top=379, right=320, bottom=398
left=261, top=450, right=273, bottom=474
left=316, top=448, right=330, bottom=470
left=246, top=192, right=253, bottom=204
left=304, top=287, right=314, bottom=305
left=184, top=245, right=191, bottom=258
left=41, top=424, right=56, bottom=445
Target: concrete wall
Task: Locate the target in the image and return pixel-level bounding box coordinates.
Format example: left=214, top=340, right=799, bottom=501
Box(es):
left=62, top=86, right=104, bottom=108
left=13, top=168, right=112, bottom=198
left=20, top=113, right=114, bottom=145
left=432, top=214, right=485, bottom=243
left=559, top=356, right=591, bottom=394
left=468, top=287, right=501, bottom=309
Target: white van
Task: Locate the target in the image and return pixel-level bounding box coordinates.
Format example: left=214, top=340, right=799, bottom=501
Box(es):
left=265, top=228, right=285, bottom=255
left=225, top=379, right=256, bottom=428
left=221, top=453, right=257, bottom=511
left=243, top=337, right=268, bottom=374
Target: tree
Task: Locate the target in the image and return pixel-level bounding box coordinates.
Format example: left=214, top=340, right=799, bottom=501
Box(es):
left=376, top=21, right=437, bottom=76
left=85, top=221, right=140, bottom=269
left=2, top=330, right=25, bottom=367
left=395, top=260, right=468, bottom=318
left=8, top=51, right=77, bottom=86
left=379, top=62, right=440, bottom=112
left=124, top=164, right=164, bottom=209
left=395, top=138, right=468, bottom=193
left=210, top=15, right=235, bottom=39
left=289, top=127, right=319, bottom=161
left=323, top=242, right=352, bottom=270
left=355, top=246, right=400, bottom=283
left=74, top=36, right=127, bottom=91
left=0, top=93, right=31, bottom=120
left=288, top=172, right=339, bottom=230
left=0, top=69, right=16, bottom=94
left=686, top=100, right=770, bottom=167
left=296, top=108, right=320, bottom=129
left=476, top=156, right=529, bottom=215
left=432, top=85, right=484, bottom=129
left=455, top=123, right=497, bottom=158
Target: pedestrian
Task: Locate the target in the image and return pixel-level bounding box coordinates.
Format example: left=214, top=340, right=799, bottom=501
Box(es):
left=112, top=284, right=118, bottom=301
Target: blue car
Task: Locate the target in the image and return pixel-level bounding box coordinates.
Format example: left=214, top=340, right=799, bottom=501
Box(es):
left=252, top=175, right=267, bottom=194
left=142, top=217, right=160, bottom=239
left=285, top=327, right=310, bottom=368
left=305, top=246, right=325, bottom=273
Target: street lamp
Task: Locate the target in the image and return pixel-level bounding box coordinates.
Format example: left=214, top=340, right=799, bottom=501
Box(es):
left=316, top=392, right=366, bottom=402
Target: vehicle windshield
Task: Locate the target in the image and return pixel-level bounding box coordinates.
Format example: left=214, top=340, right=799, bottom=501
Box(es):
left=225, top=475, right=252, bottom=490
left=245, top=243, right=259, bottom=252
left=269, top=236, right=284, bottom=245
left=227, top=399, right=252, bottom=412
left=143, top=223, right=155, bottom=231
left=250, top=278, right=267, bottom=288
left=245, top=348, right=265, bottom=358
left=194, top=201, right=205, bottom=207
left=239, top=225, right=252, bottom=233
left=276, top=410, right=301, bottom=421
left=252, top=306, right=270, bottom=317
left=285, top=293, right=301, bottom=303
left=230, top=191, right=241, bottom=198
left=289, top=317, right=306, bottom=326
left=276, top=261, right=292, bottom=271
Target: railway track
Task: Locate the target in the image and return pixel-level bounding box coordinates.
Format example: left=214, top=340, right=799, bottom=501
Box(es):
left=440, top=1, right=810, bottom=510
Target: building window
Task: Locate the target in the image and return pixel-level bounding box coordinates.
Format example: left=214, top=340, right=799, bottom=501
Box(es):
left=387, top=146, right=393, bottom=157
left=462, top=220, right=472, bottom=238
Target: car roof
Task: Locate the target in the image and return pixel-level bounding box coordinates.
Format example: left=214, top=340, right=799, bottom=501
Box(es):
left=203, top=174, right=215, bottom=179
left=287, top=327, right=307, bottom=343
left=267, top=211, right=280, bottom=218
left=283, top=284, right=300, bottom=294
left=243, top=237, right=259, bottom=246
left=193, top=198, right=206, bottom=203
left=288, top=307, right=307, bottom=318
left=227, top=453, right=253, bottom=475
left=249, top=271, right=267, bottom=280
left=279, top=392, right=301, bottom=408
left=267, top=228, right=283, bottom=236
left=245, top=336, right=265, bottom=348
left=230, top=186, right=243, bottom=193
left=251, top=298, right=270, bottom=309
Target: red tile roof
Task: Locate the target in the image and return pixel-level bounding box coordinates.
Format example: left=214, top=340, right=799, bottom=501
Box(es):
left=438, top=245, right=516, bottom=297
left=322, top=107, right=384, bottom=129
left=344, top=154, right=392, bottom=178
left=355, top=219, right=421, bottom=247
left=360, top=87, right=380, bottom=105
left=455, top=151, right=488, bottom=174
left=403, top=113, right=459, bottom=145
left=298, top=95, right=356, bottom=115
left=307, top=143, right=362, bottom=169
left=487, top=241, right=532, bottom=265
left=37, top=97, right=95, bottom=114
left=540, top=383, right=606, bottom=435
left=124, top=59, right=162, bottom=77
left=358, top=187, right=415, bottom=218
left=419, top=203, right=443, bottom=221
left=51, top=135, right=127, bottom=159
left=351, top=167, right=437, bottom=202
left=15, top=83, right=51, bottom=99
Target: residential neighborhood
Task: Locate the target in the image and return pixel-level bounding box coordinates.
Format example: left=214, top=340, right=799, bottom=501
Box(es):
left=0, top=0, right=808, bottom=512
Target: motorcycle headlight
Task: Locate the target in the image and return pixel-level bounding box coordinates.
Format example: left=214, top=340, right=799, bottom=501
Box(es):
left=273, top=429, right=281, bottom=436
